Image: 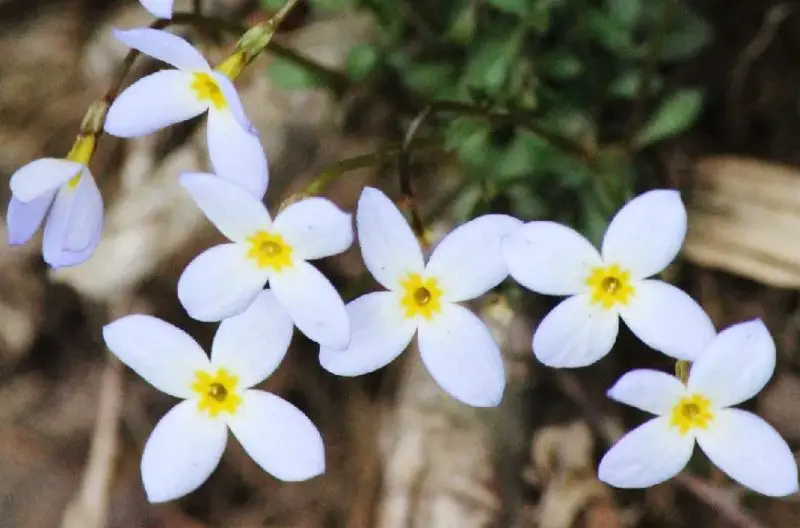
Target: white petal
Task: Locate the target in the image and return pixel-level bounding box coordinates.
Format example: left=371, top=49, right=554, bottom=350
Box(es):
left=607, top=369, right=686, bottom=416
left=6, top=194, right=54, bottom=245
left=9, top=158, right=81, bottom=202
left=211, top=290, right=294, bottom=389
left=501, top=221, right=602, bottom=296
left=273, top=198, right=353, bottom=261
left=598, top=416, right=694, bottom=489
left=180, top=172, right=271, bottom=243
left=207, top=108, right=269, bottom=199
left=601, top=190, right=687, bottom=279
left=426, top=214, right=523, bottom=302
left=356, top=187, right=424, bottom=291
left=270, top=261, right=350, bottom=349
left=62, top=170, right=103, bottom=253
left=532, top=294, right=619, bottom=368
left=696, top=409, right=798, bottom=497
left=417, top=303, right=506, bottom=407
left=619, top=280, right=715, bottom=361
left=102, top=315, right=210, bottom=398
left=112, top=28, right=209, bottom=71
left=139, top=0, right=174, bottom=19
left=688, top=319, right=775, bottom=408
left=229, top=390, right=325, bottom=481
left=104, top=70, right=205, bottom=138
left=213, top=73, right=256, bottom=137
left=141, top=400, right=227, bottom=503
left=178, top=243, right=268, bottom=322
left=42, top=184, right=102, bottom=268
left=319, top=292, right=416, bottom=376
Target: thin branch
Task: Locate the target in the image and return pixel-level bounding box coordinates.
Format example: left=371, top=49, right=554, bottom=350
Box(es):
left=398, top=106, right=433, bottom=242
left=428, top=100, right=594, bottom=163
left=303, top=136, right=441, bottom=196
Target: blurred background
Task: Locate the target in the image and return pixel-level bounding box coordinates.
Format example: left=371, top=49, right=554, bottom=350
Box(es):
left=2, top=0, right=800, bottom=526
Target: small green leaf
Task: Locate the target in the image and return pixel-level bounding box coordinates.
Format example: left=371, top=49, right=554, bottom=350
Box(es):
left=464, top=31, right=523, bottom=94
left=541, top=52, right=583, bottom=80
left=267, top=57, right=325, bottom=91
left=608, top=70, right=663, bottom=98
left=660, top=10, right=712, bottom=61
left=634, top=89, right=704, bottom=147
left=586, top=8, right=635, bottom=57
left=447, top=5, right=477, bottom=44
left=606, top=0, right=642, bottom=27
left=346, top=44, right=380, bottom=81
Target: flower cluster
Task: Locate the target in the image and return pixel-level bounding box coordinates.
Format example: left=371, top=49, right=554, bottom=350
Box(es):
left=4, top=0, right=797, bottom=504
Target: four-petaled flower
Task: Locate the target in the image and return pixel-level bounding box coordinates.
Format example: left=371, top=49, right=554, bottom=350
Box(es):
left=319, top=187, right=522, bottom=407
left=501, top=189, right=716, bottom=368
left=599, top=319, right=798, bottom=497
left=178, top=172, right=353, bottom=349
left=104, top=28, right=268, bottom=198
left=7, top=136, right=103, bottom=268
left=102, top=291, right=325, bottom=503
left=139, top=0, right=173, bottom=19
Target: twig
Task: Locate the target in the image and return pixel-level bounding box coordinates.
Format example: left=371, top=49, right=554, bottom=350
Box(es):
left=303, top=136, right=441, bottom=196
left=193, top=0, right=202, bottom=14
left=60, top=356, right=124, bottom=528
left=624, top=0, right=679, bottom=149
left=428, top=100, right=594, bottom=163
left=398, top=106, right=433, bottom=242
left=728, top=3, right=793, bottom=143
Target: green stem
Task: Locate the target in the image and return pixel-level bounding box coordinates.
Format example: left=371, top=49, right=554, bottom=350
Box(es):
left=304, top=136, right=442, bottom=196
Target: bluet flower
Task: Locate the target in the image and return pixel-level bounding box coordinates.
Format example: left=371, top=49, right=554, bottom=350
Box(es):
left=502, top=190, right=715, bottom=367
left=320, top=187, right=521, bottom=407
left=102, top=291, right=324, bottom=503
left=599, top=319, right=798, bottom=497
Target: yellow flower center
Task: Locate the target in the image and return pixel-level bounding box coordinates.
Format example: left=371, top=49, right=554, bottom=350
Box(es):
left=585, top=264, right=635, bottom=310
left=246, top=231, right=293, bottom=271
left=670, top=394, right=714, bottom=435
left=191, top=73, right=227, bottom=110
left=400, top=273, right=443, bottom=320
left=191, top=368, right=242, bottom=418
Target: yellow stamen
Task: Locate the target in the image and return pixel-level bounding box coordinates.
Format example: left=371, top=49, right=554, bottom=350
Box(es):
left=585, top=264, right=635, bottom=310
left=400, top=273, right=443, bottom=320
left=191, top=368, right=242, bottom=418
left=670, top=394, right=714, bottom=435
left=246, top=231, right=293, bottom=271
left=191, top=73, right=227, bottom=110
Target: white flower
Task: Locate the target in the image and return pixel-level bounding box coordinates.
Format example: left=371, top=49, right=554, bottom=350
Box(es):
left=319, top=187, right=521, bottom=407
left=177, top=172, right=352, bottom=349
left=102, top=291, right=325, bottom=503
left=599, top=319, right=798, bottom=497
left=7, top=139, right=103, bottom=268
left=501, top=189, right=715, bottom=368
left=139, top=0, right=173, bottom=18
left=104, top=28, right=268, bottom=198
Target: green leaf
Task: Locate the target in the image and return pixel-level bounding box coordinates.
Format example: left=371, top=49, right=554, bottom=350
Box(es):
left=346, top=44, right=380, bottom=81
left=404, top=62, right=456, bottom=98
left=447, top=5, right=477, bottom=44
left=634, top=88, right=704, bottom=147
left=267, top=57, right=325, bottom=91
left=464, top=30, right=523, bottom=95
left=660, top=9, right=712, bottom=61
left=541, top=51, right=583, bottom=80
left=606, top=0, right=642, bottom=27
left=586, top=8, right=635, bottom=57
left=608, top=70, right=663, bottom=98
